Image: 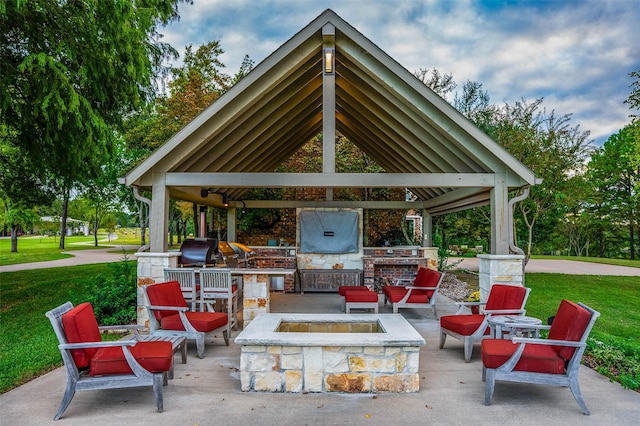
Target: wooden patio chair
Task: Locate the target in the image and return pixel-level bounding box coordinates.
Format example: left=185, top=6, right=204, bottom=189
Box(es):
left=143, top=281, right=229, bottom=358
left=164, top=267, right=198, bottom=311
left=45, top=302, right=173, bottom=420
left=439, top=284, right=530, bottom=362
left=382, top=267, right=444, bottom=317
left=199, top=268, right=238, bottom=331
left=482, top=300, right=600, bottom=415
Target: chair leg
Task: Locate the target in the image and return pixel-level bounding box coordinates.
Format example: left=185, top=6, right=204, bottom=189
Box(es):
left=464, top=337, right=474, bottom=362
left=53, top=379, right=76, bottom=420
left=223, top=329, right=229, bottom=346
left=439, top=330, right=447, bottom=349
left=233, top=295, right=238, bottom=329
left=196, top=335, right=205, bottom=358
left=484, top=369, right=496, bottom=406
left=569, top=378, right=590, bottom=415
left=153, top=373, right=164, bottom=413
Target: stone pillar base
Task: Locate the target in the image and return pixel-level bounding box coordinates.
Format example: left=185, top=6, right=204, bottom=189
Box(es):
left=477, top=254, right=524, bottom=302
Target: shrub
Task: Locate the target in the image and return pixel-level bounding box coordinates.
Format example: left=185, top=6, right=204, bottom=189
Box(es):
left=80, top=255, right=137, bottom=325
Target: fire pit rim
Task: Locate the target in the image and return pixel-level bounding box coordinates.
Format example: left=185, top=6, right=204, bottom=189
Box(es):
left=235, top=313, right=425, bottom=347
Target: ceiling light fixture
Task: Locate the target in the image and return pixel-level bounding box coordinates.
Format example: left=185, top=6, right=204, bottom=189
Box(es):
left=324, top=47, right=334, bottom=74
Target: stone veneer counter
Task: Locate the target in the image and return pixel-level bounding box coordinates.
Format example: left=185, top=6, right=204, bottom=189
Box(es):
left=235, top=313, right=425, bottom=393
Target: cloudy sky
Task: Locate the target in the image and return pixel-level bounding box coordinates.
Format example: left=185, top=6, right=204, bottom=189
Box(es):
left=160, top=0, right=640, bottom=146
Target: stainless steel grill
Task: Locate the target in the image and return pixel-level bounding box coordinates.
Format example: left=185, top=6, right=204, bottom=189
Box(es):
left=178, top=238, right=219, bottom=267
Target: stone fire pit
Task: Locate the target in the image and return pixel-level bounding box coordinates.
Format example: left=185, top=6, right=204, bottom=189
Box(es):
left=235, top=313, right=425, bottom=393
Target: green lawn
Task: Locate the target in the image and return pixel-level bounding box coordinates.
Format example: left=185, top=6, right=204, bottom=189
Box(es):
left=524, top=273, right=640, bottom=345
left=0, top=264, right=115, bottom=393
left=530, top=255, right=640, bottom=269
left=0, top=229, right=142, bottom=266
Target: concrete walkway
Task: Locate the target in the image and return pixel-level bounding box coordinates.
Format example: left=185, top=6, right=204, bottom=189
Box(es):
left=0, top=243, right=140, bottom=273
left=1, top=293, right=638, bottom=425
left=450, top=257, right=640, bottom=276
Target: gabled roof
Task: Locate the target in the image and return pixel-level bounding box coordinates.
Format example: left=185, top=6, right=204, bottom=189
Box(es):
left=123, top=9, right=538, bottom=215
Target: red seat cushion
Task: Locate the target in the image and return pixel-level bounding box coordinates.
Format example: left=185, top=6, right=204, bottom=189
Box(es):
left=89, top=341, right=173, bottom=376
left=338, top=285, right=369, bottom=296
left=386, top=288, right=430, bottom=304
left=481, top=339, right=566, bottom=374
left=146, top=281, right=188, bottom=320
left=160, top=311, right=228, bottom=332
left=61, top=302, right=102, bottom=368
left=344, top=290, right=379, bottom=302
left=548, top=300, right=591, bottom=361
left=440, top=314, right=487, bottom=335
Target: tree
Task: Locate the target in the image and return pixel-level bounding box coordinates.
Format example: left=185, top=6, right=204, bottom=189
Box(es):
left=487, top=99, right=593, bottom=262
left=625, top=68, right=640, bottom=120
left=0, top=139, right=55, bottom=251
left=587, top=122, right=640, bottom=259
left=1, top=0, right=185, bottom=248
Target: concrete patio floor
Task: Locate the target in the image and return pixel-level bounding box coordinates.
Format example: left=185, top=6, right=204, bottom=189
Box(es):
left=1, top=293, right=638, bottom=425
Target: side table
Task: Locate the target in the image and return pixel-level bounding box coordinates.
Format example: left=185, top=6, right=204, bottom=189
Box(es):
left=487, top=315, right=542, bottom=339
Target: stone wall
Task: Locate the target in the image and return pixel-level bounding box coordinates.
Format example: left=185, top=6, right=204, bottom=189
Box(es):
left=240, top=344, right=420, bottom=393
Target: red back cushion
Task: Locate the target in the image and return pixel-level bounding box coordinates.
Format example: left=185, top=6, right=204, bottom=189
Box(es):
left=61, top=302, right=101, bottom=368
left=413, top=268, right=442, bottom=298
left=145, top=281, right=187, bottom=320
left=485, top=284, right=527, bottom=311
left=548, top=300, right=592, bottom=361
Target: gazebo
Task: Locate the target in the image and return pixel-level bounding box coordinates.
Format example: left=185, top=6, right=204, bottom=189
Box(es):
left=122, top=9, right=539, bottom=308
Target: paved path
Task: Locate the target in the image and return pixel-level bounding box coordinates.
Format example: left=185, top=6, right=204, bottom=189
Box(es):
left=0, top=244, right=140, bottom=273
left=450, top=257, right=640, bottom=276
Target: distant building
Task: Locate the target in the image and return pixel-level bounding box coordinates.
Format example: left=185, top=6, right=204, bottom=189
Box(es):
left=38, top=216, right=90, bottom=236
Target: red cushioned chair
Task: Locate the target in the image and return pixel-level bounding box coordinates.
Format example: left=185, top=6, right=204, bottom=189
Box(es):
left=143, top=281, right=229, bottom=358
left=382, top=267, right=444, bottom=317
left=45, top=302, right=173, bottom=420
left=439, top=284, right=530, bottom=362
left=481, top=300, right=599, bottom=415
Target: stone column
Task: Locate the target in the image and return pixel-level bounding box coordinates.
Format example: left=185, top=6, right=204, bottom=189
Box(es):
left=477, top=254, right=525, bottom=302
left=420, top=247, right=439, bottom=270
left=242, top=273, right=271, bottom=328
left=135, top=252, right=181, bottom=327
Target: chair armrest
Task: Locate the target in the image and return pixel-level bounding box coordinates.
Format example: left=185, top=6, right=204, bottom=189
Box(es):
left=59, top=340, right=138, bottom=350
left=484, top=309, right=526, bottom=315
left=511, top=336, right=586, bottom=347
left=454, top=301, right=485, bottom=315
left=146, top=305, right=189, bottom=312
left=99, top=325, right=145, bottom=332
left=393, top=279, right=413, bottom=286
left=455, top=301, right=485, bottom=307
left=404, top=285, right=438, bottom=291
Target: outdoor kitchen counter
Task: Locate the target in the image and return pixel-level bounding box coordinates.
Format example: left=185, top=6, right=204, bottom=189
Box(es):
left=228, top=268, right=296, bottom=328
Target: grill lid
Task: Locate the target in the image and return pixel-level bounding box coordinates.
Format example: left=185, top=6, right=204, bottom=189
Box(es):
left=179, top=238, right=218, bottom=266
